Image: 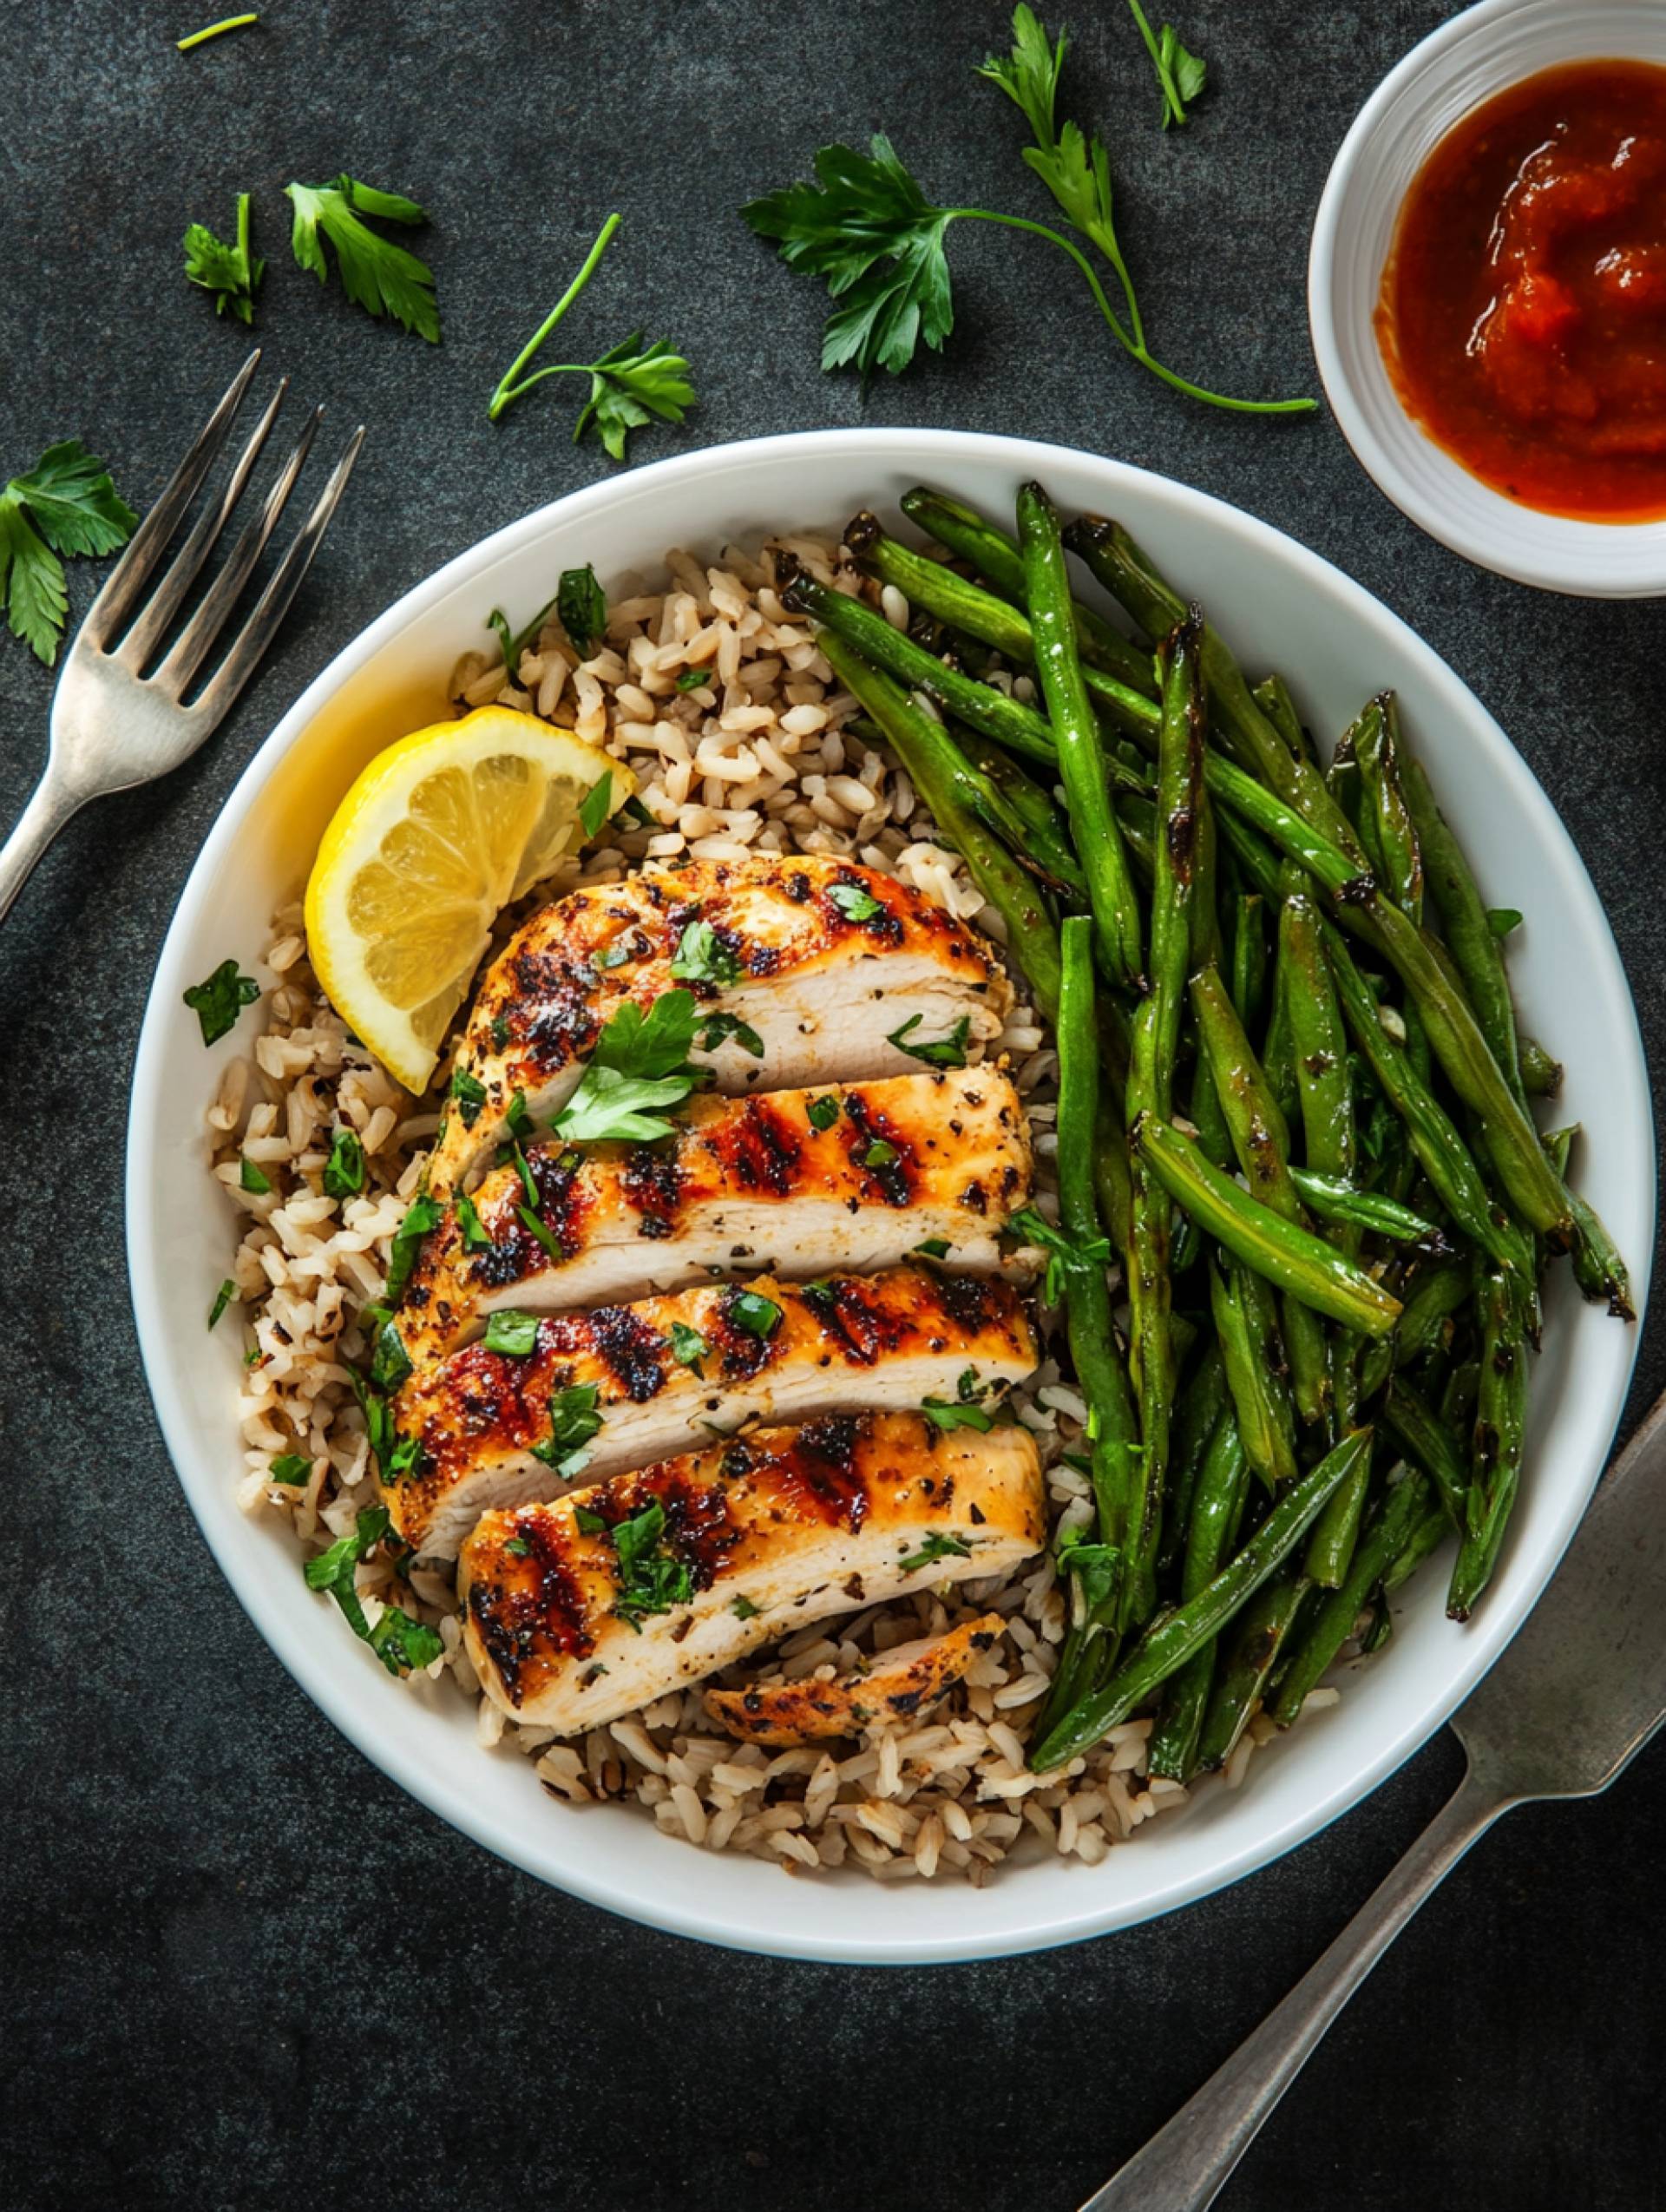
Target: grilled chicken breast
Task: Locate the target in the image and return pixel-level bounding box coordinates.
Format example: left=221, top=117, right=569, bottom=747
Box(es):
left=705, top=1614, right=1006, bottom=1746
left=397, top=1067, right=1033, bottom=1368
left=459, top=1413, right=1045, bottom=1735
left=427, top=855, right=1013, bottom=1195
left=388, top=1266, right=1038, bottom=1559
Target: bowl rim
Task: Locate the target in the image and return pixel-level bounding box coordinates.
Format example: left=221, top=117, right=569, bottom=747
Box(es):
left=1308, top=0, right=1666, bottom=597
left=126, top=424, right=1653, bottom=1962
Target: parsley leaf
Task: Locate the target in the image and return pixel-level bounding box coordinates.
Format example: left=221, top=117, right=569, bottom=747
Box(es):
left=483, top=1309, right=541, bottom=1357
left=487, top=213, right=697, bottom=462
left=676, top=665, right=715, bottom=692
left=531, top=1383, right=602, bottom=1479
left=731, top=1594, right=761, bottom=1619
left=898, top=1531, right=973, bottom=1574
left=183, top=956, right=260, bottom=1045
left=828, top=877, right=884, bottom=922
left=504, top=1089, right=535, bottom=1145
left=807, top=1095, right=841, bottom=1132
left=863, top=1139, right=899, bottom=1169
left=518, top=1204, right=563, bottom=1261
left=1007, top=1204, right=1112, bottom=1304
left=183, top=191, right=265, bottom=324
left=1487, top=908, right=1524, bottom=940
left=207, top=1277, right=237, bottom=1330
left=669, top=1320, right=711, bottom=1376
left=384, top=1193, right=442, bottom=1306
left=558, top=564, right=608, bottom=658
left=887, top=1013, right=971, bottom=1068
left=913, top=1237, right=952, bottom=1260
left=285, top=174, right=439, bottom=341
left=369, top=1318, right=413, bottom=1393
left=920, top=1399, right=994, bottom=1434
left=323, top=1127, right=365, bottom=1198
left=580, top=769, right=614, bottom=842
left=606, top=1498, right=695, bottom=1630
left=455, top=1191, right=493, bottom=1252
left=1125, top=2, right=1207, bottom=129
left=449, top=1067, right=488, bottom=1128
left=1055, top=1527, right=1121, bottom=1615
left=239, top=1155, right=272, bottom=1194
left=367, top=1605, right=444, bottom=1676
left=699, top=1011, right=764, bottom=1059
left=554, top=989, right=699, bottom=1144
left=506, top=1535, right=533, bottom=1557
left=671, top=918, right=740, bottom=988
left=729, top=1290, right=784, bottom=1339
left=302, top=1504, right=441, bottom=1674
left=0, top=439, right=136, bottom=665
left=574, top=1504, right=609, bottom=1535
left=269, top=1453, right=312, bottom=1487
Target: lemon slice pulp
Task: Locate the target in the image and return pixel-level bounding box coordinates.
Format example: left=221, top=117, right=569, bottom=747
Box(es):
left=305, top=706, right=630, bottom=1093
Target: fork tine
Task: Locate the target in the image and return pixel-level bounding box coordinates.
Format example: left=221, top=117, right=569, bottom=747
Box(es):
left=187, top=426, right=367, bottom=735
left=81, top=351, right=260, bottom=649
left=118, top=377, right=289, bottom=672
left=153, top=407, right=323, bottom=697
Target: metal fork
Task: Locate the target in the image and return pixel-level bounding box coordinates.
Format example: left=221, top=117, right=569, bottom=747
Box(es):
left=1081, top=1384, right=1666, bottom=2212
left=0, top=351, right=364, bottom=924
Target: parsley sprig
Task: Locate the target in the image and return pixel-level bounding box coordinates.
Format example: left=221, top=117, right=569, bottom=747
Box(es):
left=554, top=989, right=701, bottom=1145
left=1008, top=1204, right=1113, bottom=1304
left=0, top=441, right=136, bottom=666
left=743, top=8, right=1308, bottom=413
left=184, top=192, right=266, bottom=325
left=488, top=213, right=697, bottom=462
left=1125, top=0, right=1206, bottom=129
left=285, top=174, right=439, bottom=342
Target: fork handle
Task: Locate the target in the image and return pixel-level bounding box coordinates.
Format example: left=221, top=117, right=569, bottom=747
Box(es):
left=0, top=765, right=84, bottom=926
left=1079, top=1764, right=1510, bottom=2212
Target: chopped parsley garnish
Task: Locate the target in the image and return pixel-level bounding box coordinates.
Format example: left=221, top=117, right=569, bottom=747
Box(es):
left=1007, top=1204, right=1112, bottom=1304
left=669, top=1320, right=711, bottom=1376
left=1055, top=1527, right=1120, bottom=1614
left=367, top=1606, right=444, bottom=1675
left=863, top=1138, right=899, bottom=1169
left=449, top=1067, right=488, bottom=1128
left=729, top=1290, right=784, bottom=1339
left=517, top=1204, right=563, bottom=1261
left=506, top=1535, right=532, bottom=1558
left=554, top=988, right=699, bottom=1144
left=828, top=878, right=883, bottom=922
left=0, top=438, right=136, bottom=666
left=807, top=1094, right=841, bottom=1132
left=239, top=1155, right=272, bottom=1194
left=303, top=1504, right=439, bottom=1671
left=456, top=1191, right=493, bottom=1252
left=183, top=957, right=259, bottom=1045
left=285, top=174, right=439, bottom=342
left=504, top=1088, right=535, bottom=1145
left=913, top=1237, right=951, bottom=1260
left=579, top=768, right=614, bottom=841
left=699, top=1011, right=764, bottom=1058
left=370, top=1318, right=414, bottom=1392
left=621, top=794, right=654, bottom=827
left=482, top=1309, right=541, bottom=1357
left=887, top=1013, right=971, bottom=1068
left=487, top=216, right=698, bottom=462
left=323, top=1126, right=365, bottom=1198
left=269, top=1453, right=312, bottom=1487
left=898, top=1531, right=974, bottom=1573
left=531, top=1383, right=602, bottom=1479
left=671, top=918, right=741, bottom=988
left=183, top=191, right=265, bottom=324
left=1488, top=908, right=1524, bottom=940
left=731, top=1594, right=762, bottom=1619
left=490, top=1012, right=512, bottom=1050
left=676, top=665, right=714, bottom=692
left=346, top=1366, right=424, bottom=1484
left=558, top=565, right=609, bottom=659
left=384, top=1194, right=441, bottom=1305
left=607, top=1498, right=695, bottom=1630
left=596, top=937, right=636, bottom=970
left=508, top=1141, right=541, bottom=1210
left=574, top=1504, right=609, bottom=1535
left=207, top=1277, right=237, bottom=1330
left=921, top=1398, right=994, bottom=1434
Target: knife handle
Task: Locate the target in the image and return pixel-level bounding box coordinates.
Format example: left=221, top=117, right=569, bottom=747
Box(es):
left=1078, top=1765, right=1508, bottom=2212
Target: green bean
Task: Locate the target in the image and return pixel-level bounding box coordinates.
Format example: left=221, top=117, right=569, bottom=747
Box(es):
left=1252, top=673, right=1318, bottom=767
left=1304, top=1452, right=1373, bottom=1590
left=1141, top=1116, right=1403, bottom=1336
left=1325, top=718, right=1364, bottom=831
left=781, top=560, right=1060, bottom=767
left=1063, top=515, right=1367, bottom=863
left=1157, top=1344, right=1229, bottom=1579
left=1398, top=751, right=1519, bottom=1102
left=1190, top=965, right=1331, bottom=1424
left=1382, top=1500, right=1451, bottom=1595
left=1565, top=1180, right=1637, bottom=1320
left=1519, top=1036, right=1563, bottom=1097
left=846, top=509, right=1160, bottom=742
left=1017, top=483, right=1146, bottom=991
left=962, top=741, right=1087, bottom=897
left=1270, top=1473, right=1430, bottom=1725
left=1358, top=1253, right=1474, bottom=1401
left=1449, top=1268, right=1529, bottom=1619
left=817, top=638, right=1064, bottom=1018
left=1149, top=1408, right=1251, bottom=1780
left=1261, top=953, right=1300, bottom=1128
left=1209, top=1254, right=1298, bottom=1489
left=1228, top=892, right=1269, bottom=1029
left=1031, top=1427, right=1374, bottom=1769
left=1354, top=693, right=1424, bottom=925
left=898, top=486, right=1158, bottom=695
left=1288, top=1170, right=1440, bottom=1244
left=1197, top=1566, right=1311, bottom=1769
left=1383, top=1378, right=1469, bottom=1533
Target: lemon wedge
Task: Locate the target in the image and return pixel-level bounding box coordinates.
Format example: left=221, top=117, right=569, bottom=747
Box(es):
left=305, top=706, right=631, bottom=1093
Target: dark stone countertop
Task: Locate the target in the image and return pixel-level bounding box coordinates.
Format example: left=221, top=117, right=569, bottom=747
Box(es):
left=1, top=3, right=1660, bottom=2206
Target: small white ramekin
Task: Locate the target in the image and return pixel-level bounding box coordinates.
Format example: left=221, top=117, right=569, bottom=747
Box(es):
left=1309, top=0, right=1666, bottom=597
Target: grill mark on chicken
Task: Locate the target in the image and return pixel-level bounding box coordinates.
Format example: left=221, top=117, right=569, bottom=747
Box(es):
left=587, top=1303, right=668, bottom=1401
left=837, top=1091, right=915, bottom=1206
left=712, top=1096, right=804, bottom=1196
left=620, top=1144, right=685, bottom=1232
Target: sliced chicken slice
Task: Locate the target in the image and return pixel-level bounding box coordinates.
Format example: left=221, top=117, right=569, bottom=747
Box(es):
left=387, top=1267, right=1037, bottom=1559
left=397, top=1067, right=1033, bottom=1368
left=705, top=1614, right=1007, bottom=1746
left=460, top=1414, right=1045, bottom=1736
left=428, top=854, right=1013, bottom=1195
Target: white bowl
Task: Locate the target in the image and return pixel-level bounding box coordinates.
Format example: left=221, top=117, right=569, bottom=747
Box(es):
left=126, top=427, right=1653, bottom=1962
left=1309, top=0, right=1666, bottom=596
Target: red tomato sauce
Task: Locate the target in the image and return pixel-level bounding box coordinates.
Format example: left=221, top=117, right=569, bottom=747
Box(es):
left=1377, top=59, right=1666, bottom=520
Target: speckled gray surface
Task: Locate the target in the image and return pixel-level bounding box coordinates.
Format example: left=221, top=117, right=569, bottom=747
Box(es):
left=1, top=3, right=1662, bottom=2206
